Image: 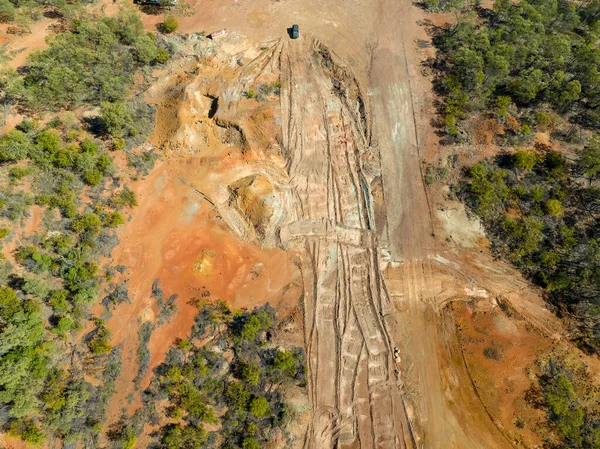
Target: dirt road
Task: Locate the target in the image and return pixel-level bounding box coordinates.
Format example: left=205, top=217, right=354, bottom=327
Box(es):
left=370, top=0, right=515, bottom=447
left=276, top=37, right=415, bottom=448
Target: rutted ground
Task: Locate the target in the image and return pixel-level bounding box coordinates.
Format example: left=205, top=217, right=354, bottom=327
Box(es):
left=278, top=39, right=414, bottom=448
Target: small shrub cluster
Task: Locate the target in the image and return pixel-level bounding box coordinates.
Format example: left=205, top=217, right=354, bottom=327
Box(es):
left=526, top=356, right=600, bottom=448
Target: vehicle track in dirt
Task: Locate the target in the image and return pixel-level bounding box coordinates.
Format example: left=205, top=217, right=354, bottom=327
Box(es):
left=278, top=37, right=415, bottom=449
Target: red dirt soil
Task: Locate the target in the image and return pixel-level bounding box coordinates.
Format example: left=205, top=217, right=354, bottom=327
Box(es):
left=451, top=301, right=552, bottom=448
left=100, top=156, right=301, bottom=422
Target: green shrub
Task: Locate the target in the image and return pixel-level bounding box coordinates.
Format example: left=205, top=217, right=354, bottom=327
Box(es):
left=156, top=48, right=170, bottom=64
left=514, top=149, right=538, bottom=171
left=546, top=199, right=564, bottom=217
left=112, top=186, right=138, bottom=209
left=88, top=320, right=112, bottom=355
left=36, top=129, right=62, bottom=153
left=134, top=35, right=159, bottom=64
left=53, top=316, right=75, bottom=335
left=0, top=130, right=31, bottom=162
left=9, top=166, right=34, bottom=180
left=103, top=211, right=125, bottom=227
left=535, top=111, right=552, bottom=126
left=0, top=0, right=16, bottom=23
left=249, top=395, right=270, bottom=418
left=112, top=137, right=126, bottom=151
left=161, top=16, right=179, bottom=34
left=242, top=437, right=261, bottom=449
left=241, top=363, right=261, bottom=385
left=83, top=169, right=103, bottom=186
left=49, top=290, right=70, bottom=313
left=9, top=419, right=45, bottom=446
left=72, top=212, right=102, bottom=237
left=578, top=139, right=600, bottom=180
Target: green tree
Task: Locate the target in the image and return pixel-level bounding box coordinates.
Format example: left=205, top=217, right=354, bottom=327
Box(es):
left=241, top=363, right=261, bottom=386
left=134, top=35, right=159, bottom=64
left=9, top=419, right=45, bottom=446
left=53, top=316, right=75, bottom=335
left=242, top=437, right=261, bottom=449
left=545, top=375, right=584, bottom=446
left=578, top=139, right=600, bottom=180
left=272, top=349, right=299, bottom=381
left=249, top=395, right=270, bottom=418
left=509, top=68, right=547, bottom=104
left=161, top=424, right=208, bottom=449
left=100, top=101, right=133, bottom=137
left=49, top=290, right=70, bottom=313
left=495, top=95, right=512, bottom=117
left=0, top=0, right=15, bottom=22
left=0, top=129, right=31, bottom=162
left=0, top=68, right=24, bottom=124
left=513, top=149, right=538, bottom=171
left=226, top=382, right=251, bottom=410
left=548, top=71, right=581, bottom=106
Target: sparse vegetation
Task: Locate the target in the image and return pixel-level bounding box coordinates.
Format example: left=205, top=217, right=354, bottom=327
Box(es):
left=134, top=321, right=155, bottom=386
left=425, top=0, right=600, bottom=355
left=143, top=301, right=306, bottom=448
left=483, top=345, right=504, bottom=361
left=19, top=10, right=168, bottom=111
left=0, top=4, right=166, bottom=445
left=526, top=355, right=600, bottom=449
left=462, top=147, right=600, bottom=352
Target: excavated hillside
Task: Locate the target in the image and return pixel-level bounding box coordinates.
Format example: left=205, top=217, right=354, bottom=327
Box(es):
left=101, top=8, right=570, bottom=448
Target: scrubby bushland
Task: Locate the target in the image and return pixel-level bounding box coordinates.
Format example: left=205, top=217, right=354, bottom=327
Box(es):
left=21, top=10, right=169, bottom=111
left=429, top=0, right=600, bottom=138
left=424, top=0, right=600, bottom=354
left=0, top=8, right=171, bottom=118
left=0, top=0, right=169, bottom=445
left=142, top=301, right=306, bottom=449
left=461, top=144, right=600, bottom=351
left=0, top=115, right=141, bottom=444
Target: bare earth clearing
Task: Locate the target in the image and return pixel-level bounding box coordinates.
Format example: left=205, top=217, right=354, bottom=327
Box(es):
left=2, top=0, right=591, bottom=448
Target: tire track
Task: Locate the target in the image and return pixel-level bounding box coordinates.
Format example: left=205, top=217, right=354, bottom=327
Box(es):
left=279, top=37, right=416, bottom=449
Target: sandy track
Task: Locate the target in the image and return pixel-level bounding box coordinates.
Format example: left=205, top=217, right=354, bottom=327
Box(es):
left=278, top=37, right=414, bottom=449
left=370, top=0, right=519, bottom=447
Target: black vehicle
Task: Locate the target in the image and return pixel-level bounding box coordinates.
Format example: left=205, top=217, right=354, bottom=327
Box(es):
left=134, top=0, right=177, bottom=5
left=291, top=24, right=299, bottom=39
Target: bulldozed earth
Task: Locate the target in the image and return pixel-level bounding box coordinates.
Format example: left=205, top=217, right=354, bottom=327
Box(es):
left=4, top=0, right=593, bottom=447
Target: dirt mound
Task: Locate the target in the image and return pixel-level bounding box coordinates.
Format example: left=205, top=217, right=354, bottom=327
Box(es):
left=230, top=174, right=287, bottom=244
